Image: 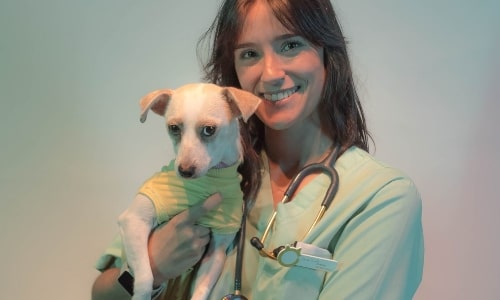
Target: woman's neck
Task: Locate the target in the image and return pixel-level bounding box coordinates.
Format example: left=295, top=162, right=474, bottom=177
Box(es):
left=264, top=123, right=334, bottom=177
left=264, top=122, right=334, bottom=206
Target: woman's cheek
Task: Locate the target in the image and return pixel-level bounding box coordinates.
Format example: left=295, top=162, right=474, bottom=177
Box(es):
left=236, top=66, right=258, bottom=93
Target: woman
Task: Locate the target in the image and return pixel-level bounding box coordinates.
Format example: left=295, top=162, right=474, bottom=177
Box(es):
left=92, top=0, right=424, bottom=299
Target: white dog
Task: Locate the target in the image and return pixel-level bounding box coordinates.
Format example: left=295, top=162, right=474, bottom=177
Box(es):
left=118, top=83, right=261, bottom=300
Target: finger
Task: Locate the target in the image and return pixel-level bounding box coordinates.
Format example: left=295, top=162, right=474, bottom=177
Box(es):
left=178, top=192, right=222, bottom=225
left=194, top=225, right=211, bottom=238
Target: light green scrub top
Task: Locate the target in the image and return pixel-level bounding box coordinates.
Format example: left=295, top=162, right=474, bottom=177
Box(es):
left=96, top=147, right=424, bottom=299
left=209, top=147, right=424, bottom=299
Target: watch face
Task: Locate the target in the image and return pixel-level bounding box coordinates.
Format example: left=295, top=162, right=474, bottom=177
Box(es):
left=118, top=270, right=134, bottom=295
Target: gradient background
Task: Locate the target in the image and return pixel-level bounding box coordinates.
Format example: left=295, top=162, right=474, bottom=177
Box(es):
left=1, top=0, right=499, bottom=299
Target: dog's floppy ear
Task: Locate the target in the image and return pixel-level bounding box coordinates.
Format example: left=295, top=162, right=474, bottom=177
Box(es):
left=139, top=89, right=174, bottom=123
left=222, top=87, right=261, bottom=122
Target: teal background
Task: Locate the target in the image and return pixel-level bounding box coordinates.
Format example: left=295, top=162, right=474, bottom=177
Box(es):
left=1, top=0, right=498, bottom=299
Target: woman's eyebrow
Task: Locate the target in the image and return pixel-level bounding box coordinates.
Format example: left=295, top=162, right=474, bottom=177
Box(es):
left=234, top=42, right=254, bottom=50
left=275, top=33, right=300, bottom=41
left=234, top=34, right=300, bottom=50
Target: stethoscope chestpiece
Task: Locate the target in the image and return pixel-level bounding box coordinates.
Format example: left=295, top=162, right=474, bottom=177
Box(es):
left=272, top=245, right=285, bottom=258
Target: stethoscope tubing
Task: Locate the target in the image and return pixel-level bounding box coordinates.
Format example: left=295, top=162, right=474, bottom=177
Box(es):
left=222, top=201, right=249, bottom=300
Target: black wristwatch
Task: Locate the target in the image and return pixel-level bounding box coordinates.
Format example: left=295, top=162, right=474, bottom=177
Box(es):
left=118, top=263, right=134, bottom=295
left=117, top=262, right=167, bottom=298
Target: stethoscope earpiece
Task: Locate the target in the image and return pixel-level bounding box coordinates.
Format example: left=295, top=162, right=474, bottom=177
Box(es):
left=250, top=237, right=264, bottom=250
left=250, top=237, right=287, bottom=259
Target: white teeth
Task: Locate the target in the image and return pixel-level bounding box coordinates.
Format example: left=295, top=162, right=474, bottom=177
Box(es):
left=263, top=87, right=298, bottom=102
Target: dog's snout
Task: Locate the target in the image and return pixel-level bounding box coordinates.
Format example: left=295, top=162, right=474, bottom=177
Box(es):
left=178, top=165, right=196, bottom=178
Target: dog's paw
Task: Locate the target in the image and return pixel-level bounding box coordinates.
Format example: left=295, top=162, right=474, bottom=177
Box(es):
left=131, top=291, right=152, bottom=300
left=132, top=275, right=154, bottom=300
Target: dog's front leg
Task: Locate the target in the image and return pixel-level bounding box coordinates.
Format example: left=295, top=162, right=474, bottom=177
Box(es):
left=118, top=194, right=157, bottom=300
left=191, top=233, right=237, bottom=300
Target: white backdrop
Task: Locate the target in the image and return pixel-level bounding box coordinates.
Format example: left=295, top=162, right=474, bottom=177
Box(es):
left=0, top=1, right=498, bottom=299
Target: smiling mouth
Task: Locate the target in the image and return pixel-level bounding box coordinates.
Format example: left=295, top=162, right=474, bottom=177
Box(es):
left=261, top=86, right=299, bottom=102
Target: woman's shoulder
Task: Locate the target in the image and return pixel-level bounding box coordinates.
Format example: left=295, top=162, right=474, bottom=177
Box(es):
left=339, top=147, right=413, bottom=179
left=337, top=146, right=420, bottom=202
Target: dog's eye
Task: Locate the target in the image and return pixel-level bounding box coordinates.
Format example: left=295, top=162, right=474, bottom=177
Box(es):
left=168, top=124, right=181, bottom=136
left=201, top=126, right=216, bottom=137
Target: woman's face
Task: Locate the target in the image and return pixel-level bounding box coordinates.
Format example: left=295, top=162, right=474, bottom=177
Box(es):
left=234, top=1, right=325, bottom=131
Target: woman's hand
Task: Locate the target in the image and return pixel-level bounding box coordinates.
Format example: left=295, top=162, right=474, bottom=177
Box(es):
left=148, top=192, right=222, bottom=286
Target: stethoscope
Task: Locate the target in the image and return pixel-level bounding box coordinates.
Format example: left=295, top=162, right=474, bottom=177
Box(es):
left=222, top=144, right=340, bottom=300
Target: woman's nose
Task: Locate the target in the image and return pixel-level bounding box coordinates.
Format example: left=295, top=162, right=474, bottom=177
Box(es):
left=261, top=52, right=285, bottom=83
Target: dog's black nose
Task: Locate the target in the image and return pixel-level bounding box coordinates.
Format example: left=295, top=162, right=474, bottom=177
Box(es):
left=178, top=166, right=195, bottom=178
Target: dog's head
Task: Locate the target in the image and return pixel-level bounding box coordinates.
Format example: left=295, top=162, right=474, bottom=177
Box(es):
left=139, top=83, right=261, bottom=179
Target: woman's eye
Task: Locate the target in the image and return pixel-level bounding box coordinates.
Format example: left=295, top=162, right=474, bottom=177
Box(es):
left=238, top=49, right=258, bottom=60
left=282, top=40, right=303, bottom=52
left=201, top=126, right=216, bottom=137
left=168, top=124, right=181, bottom=136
